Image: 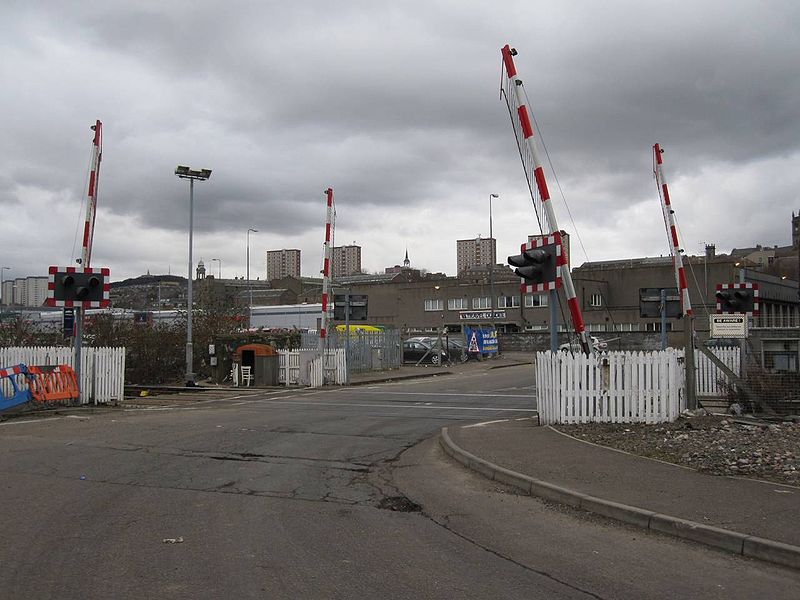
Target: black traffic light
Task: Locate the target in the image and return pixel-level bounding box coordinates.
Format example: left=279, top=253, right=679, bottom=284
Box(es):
left=715, top=285, right=756, bottom=314
left=53, top=271, right=105, bottom=302
left=508, top=246, right=557, bottom=286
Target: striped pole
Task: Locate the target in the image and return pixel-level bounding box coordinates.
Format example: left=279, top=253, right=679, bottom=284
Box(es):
left=81, top=120, right=102, bottom=268
left=653, top=143, right=696, bottom=409
left=653, top=144, right=692, bottom=317
left=501, top=45, right=591, bottom=355
left=318, top=188, right=334, bottom=354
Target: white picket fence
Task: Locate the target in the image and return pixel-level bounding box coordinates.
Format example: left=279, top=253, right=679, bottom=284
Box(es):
left=536, top=350, right=684, bottom=425
left=278, top=349, right=346, bottom=387
left=695, top=347, right=740, bottom=399
left=0, top=346, right=125, bottom=405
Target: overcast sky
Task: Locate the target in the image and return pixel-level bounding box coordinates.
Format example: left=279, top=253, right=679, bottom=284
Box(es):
left=2, top=0, right=799, bottom=285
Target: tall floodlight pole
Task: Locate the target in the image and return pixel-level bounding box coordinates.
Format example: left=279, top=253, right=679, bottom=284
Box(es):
left=175, top=165, right=212, bottom=386
left=247, top=228, right=258, bottom=319
left=211, top=258, right=221, bottom=279
left=488, top=193, right=499, bottom=343
left=653, top=144, right=695, bottom=409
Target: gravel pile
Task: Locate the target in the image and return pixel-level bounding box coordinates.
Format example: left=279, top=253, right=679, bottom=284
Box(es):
left=555, top=416, right=800, bottom=486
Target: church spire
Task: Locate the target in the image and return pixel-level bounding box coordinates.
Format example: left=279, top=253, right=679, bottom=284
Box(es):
left=403, top=248, right=410, bottom=268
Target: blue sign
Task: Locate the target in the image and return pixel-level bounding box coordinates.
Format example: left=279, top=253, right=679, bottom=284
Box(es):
left=463, top=326, right=498, bottom=355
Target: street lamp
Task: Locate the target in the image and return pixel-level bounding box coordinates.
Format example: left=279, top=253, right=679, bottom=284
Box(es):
left=211, top=258, right=222, bottom=279
left=247, top=228, right=258, bottom=311
left=489, top=193, right=499, bottom=346
left=175, top=165, right=212, bottom=386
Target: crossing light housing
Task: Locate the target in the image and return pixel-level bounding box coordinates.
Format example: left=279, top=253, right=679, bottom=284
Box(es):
left=715, top=288, right=755, bottom=313
left=508, top=247, right=555, bottom=286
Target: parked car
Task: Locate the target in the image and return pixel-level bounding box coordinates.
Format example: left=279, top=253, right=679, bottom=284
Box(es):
left=558, top=336, right=608, bottom=353
left=403, top=337, right=467, bottom=365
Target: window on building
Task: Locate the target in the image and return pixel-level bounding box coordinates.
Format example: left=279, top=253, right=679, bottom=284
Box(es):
left=588, top=293, right=603, bottom=307
left=472, top=297, right=490, bottom=310
left=646, top=322, right=673, bottom=332
left=763, top=340, right=798, bottom=373
left=447, top=298, right=467, bottom=310
left=497, top=295, right=520, bottom=308
left=424, top=299, right=443, bottom=311
left=524, top=294, right=548, bottom=308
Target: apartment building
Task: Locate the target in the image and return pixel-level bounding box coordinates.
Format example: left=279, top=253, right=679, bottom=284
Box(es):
left=267, top=249, right=301, bottom=280
left=456, top=236, right=495, bottom=274
left=332, top=245, right=362, bottom=277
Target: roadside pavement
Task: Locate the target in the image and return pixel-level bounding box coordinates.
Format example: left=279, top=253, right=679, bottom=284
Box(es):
left=348, top=352, right=533, bottom=386
left=442, top=418, right=800, bottom=570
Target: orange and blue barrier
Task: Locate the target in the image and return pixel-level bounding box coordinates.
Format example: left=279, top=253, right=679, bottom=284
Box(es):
left=0, top=363, right=80, bottom=411
left=0, top=364, right=34, bottom=411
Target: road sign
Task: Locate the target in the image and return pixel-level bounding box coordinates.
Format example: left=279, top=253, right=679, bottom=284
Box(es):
left=639, top=288, right=681, bottom=318
left=333, top=294, right=368, bottom=321
left=710, top=314, right=748, bottom=338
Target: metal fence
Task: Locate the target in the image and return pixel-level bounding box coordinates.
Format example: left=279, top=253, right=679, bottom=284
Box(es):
left=301, top=330, right=401, bottom=373
left=0, top=346, right=125, bottom=404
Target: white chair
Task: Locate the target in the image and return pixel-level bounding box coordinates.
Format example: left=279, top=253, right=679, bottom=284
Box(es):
left=240, top=366, right=254, bottom=387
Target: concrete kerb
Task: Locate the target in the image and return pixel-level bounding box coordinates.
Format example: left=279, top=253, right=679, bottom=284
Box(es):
left=439, top=426, right=800, bottom=571
left=348, top=371, right=454, bottom=386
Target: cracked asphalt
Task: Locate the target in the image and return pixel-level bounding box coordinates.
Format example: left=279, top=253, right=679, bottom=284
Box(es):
left=1, top=367, right=798, bottom=599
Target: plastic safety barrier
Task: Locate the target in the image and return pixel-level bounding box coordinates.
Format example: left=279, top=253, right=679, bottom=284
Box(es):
left=0, top=364, right=34, bottom=411
left=27, top=365, right=80, bottom=403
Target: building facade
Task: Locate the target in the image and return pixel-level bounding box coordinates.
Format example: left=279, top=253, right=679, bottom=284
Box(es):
left=457, top=236, right=495, bottom=274
left=332, top=245, right=361, bottom=277
left=267, top=249, right=301, bottom=280
left=2, top=276, right=48, bottom=307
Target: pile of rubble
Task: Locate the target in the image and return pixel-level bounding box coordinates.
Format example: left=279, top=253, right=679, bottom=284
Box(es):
left=556, top=416, right=800, bottom=486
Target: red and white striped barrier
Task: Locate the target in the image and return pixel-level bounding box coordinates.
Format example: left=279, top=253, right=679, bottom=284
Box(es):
left=653, top=144, right=692, bottom=318
left=501, top=44, right=590, bottom=354
left=82, top=120, right=102, bottom=268
left=318, top=188, right=334, bottom=352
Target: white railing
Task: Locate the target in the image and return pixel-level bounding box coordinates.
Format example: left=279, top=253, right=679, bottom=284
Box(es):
left=278, top=349, right=346, bottom=387
left=696, top=347, right=740, bottom=398
left=0, top=346, right=125, bottom=404
left=536, top=350, right=684, bottom=425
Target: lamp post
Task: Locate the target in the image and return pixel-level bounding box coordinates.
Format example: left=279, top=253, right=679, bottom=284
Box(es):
left=211, top=258, right=221, bottom=279
left=175, top=165, right=212, bottom=386
left=247, top=228, right=258, bottom=313
left=489, top=194, right=499, bottom=350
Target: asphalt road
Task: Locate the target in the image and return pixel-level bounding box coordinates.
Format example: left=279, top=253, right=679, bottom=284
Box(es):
left=0, top=366, right=797, bottom=599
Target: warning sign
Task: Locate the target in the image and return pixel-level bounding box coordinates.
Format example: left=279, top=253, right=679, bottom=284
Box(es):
left=468, top=332, right=480, bottom=353
left=710, top=315, right=748, bottom=339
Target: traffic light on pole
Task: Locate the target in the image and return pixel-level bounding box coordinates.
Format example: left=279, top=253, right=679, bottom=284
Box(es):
left=507, top=234, right=562, bottom=293
left=48, top=267, right=110, bottom=307
left=715, top=283, right=758, bottom=315
left=508, top=248, right=551, bottom=284
left=55, top=272, right=104, bottom=302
